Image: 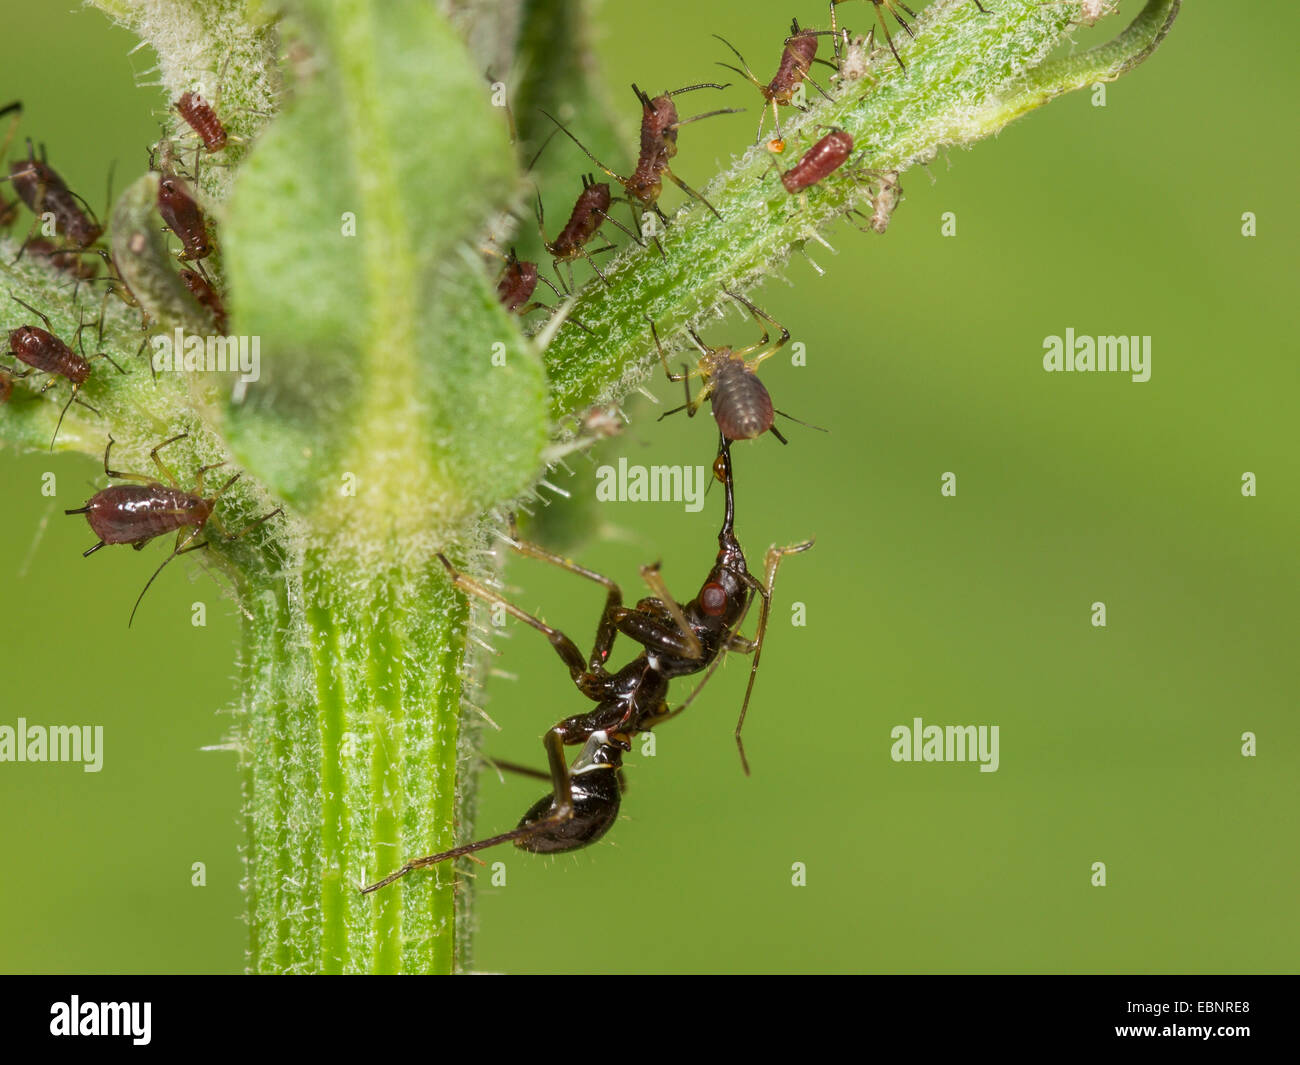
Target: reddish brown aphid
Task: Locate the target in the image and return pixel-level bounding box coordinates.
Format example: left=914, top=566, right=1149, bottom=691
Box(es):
left=5, top=296, right=125, bottom=449
left=179, top=268, right=228, bottom=334
left=649, top=289, right=817, bottom=445
left=539, top=174, right=641, bottom=290
left=0, top=193, right=16, bottom=229
left=715, top=19, right=839, bottom=143
left=624, top=84, right=739, bottom=223
left=174, top=91, right=228, bottom=152
left=493, top=249, right=567, bottom=317
left=542, top=82, right=738, bottom=234
left=157, top=174, right=212, bottom=261
left=65, top=432, right=282, bottom=626
left=496, top=252, right=539, bottom=311
left=7, top=141, right=104, bottom=249
left=775, top=128, right=854, bottom=193
left=0, top=369, right=12, bottom=403
left=488, top=247, right=593, bottom=336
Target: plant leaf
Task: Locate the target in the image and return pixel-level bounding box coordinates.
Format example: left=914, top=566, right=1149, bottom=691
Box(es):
left=221, top=0, right=549, bottom=546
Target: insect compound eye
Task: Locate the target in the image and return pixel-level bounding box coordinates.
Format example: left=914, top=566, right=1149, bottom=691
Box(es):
left=700, top=581, right=728, bottom=617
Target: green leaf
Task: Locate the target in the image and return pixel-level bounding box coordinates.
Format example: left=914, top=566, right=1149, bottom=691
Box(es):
left=221, top=0, right=549, bottom=539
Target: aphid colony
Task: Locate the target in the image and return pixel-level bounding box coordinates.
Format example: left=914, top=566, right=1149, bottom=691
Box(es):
left=1, top=1, right=1032, bottom=887
left=2, top=88, right=243, bottom=621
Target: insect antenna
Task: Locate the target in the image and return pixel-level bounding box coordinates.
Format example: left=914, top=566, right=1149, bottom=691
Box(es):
left=537, top=110, right=622, bottom=183
left=128, top=529, right=209, bottom=627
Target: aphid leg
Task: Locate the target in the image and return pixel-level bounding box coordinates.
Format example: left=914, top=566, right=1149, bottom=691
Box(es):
left=733, top=538, right=816, bottom=775
left=48, top=388, right=96, bottom=452
left=78, top=310, right=127, bottom=378
left=637, top=211, right=667, bottom=259
left=648, top=316, right=708, bottom=422
left=685, top=324, right=711, bottom=356
left=361, top=728, right=579, bottom=894
left=593, top=205, right=645, bottom=248
left=658, top=381, right=710, bottom=423
left=633, top=203, right=668, bottom=258
left=647, top=317, right=686, bottom=382
left=198, top=467, right=240, bottom=501
left=579, top=246, right=614, bottom=288
left=807, top=74, right=836, bottom=104
left=518, top=278, right=596, bottom=336
left=217, top=504, right=283, bottom=543
left=141, top=431, right=191, bottom=486
left=724, top=289, right=791, bottom=369
left=664, top=169, right=722, bottom=220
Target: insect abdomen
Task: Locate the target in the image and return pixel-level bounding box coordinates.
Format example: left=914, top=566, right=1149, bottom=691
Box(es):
left=9, top=326, right=90, bottom=384
left=82, top=484, right=209, bottom=545
left=710, top=360, right=775, bottom=441
left=513, top=765, right=622, bottom=854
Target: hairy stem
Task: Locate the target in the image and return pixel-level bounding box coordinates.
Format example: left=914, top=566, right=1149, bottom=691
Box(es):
left=544, top=0, right=1182, bottom=420
left=239, top=554, right=471, bottom=974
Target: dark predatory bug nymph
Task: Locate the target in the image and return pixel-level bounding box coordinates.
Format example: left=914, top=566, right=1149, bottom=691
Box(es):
left=361, top=438, right=812, bottom=893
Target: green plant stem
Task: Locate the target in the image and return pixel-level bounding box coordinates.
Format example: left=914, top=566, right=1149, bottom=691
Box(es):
left=239, top=553, right=471, bottom=973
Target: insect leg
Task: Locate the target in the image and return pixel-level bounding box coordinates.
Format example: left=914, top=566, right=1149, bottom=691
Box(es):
left=361, top=728, right=578, bottom=893
left=727, top=289, right=791, bottom=368
left=500, top=519, right=624, bottom=673
left=436, top=552, right=605, bottom=691
left=664, top=169, right=723, bottom=221
left=635, top=562, right=703, bottom=660
left=733, top=538, right=815, bottom=775
left=141, top=431, right=191, bottom=486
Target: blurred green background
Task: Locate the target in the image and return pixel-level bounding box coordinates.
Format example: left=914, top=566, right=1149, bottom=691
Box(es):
left=1, top=1, right=1295, bottom=974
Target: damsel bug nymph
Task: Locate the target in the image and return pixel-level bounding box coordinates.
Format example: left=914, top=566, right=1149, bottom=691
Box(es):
left=361, top=438, right=812, bottom=893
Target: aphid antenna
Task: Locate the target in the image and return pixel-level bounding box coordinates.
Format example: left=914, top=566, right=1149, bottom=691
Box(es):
left=631, top=81, right=744, bottom=129
left=537, top=110, right=622, bottom=185
left=773, top=408, right=830, bottom=435
left=524, top=125, right=562, bottom=173
left=712, top=35, right=765, bottom=90
left=0, top=100, right=22, bottom=160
